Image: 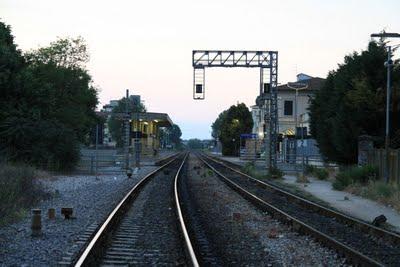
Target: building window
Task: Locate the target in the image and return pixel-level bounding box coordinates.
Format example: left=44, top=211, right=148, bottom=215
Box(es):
left=284, top=100, right=293, bottom=116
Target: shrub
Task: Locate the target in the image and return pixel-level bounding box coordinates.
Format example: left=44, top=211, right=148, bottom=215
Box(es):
left=0, top=163, right=48, bottom=224
left=269, top=167, right=283, bottom=179
left=333, top=165, right=379, bottom=190
left=243, top=162, right=256, bottom=176
left=333, top=172, right=352, bottom=190
left=304, top=164, right=316, bottom=175
left=314, top=168, right=329, bottom=180
left=0, top=118, right=80, bottom=171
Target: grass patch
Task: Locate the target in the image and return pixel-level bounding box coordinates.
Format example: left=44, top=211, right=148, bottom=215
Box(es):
left=0, top=163, right=49, bottom=226
left=347, top=181, right=400, bottom=213
left=333, top=165, right=378, bottom=190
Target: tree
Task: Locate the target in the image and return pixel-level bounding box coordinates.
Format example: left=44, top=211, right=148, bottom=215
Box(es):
left=0, top=21, right=25, bottom=124
left=0, top=23, right=99, bottom=170
left=211, top=110, right=227, bottom=140
left=25, top=36, right=89, bottom=69
left=211, top=103, right=253, bottom=156
left=170, top=124, right=182, bottom=147
left=187, top=139, right=204, bottom=149
left=108, top=97, right=146, bottom=147
left=309, top=40, right=400, bottom=164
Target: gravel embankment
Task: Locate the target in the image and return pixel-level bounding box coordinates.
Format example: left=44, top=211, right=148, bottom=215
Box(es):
left=0, top=167, right=156, bottom=266
left=187, top=155, right=347, bottom=266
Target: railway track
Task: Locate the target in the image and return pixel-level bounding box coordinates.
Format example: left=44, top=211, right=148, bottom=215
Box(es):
left=199, top=153, right=400, bottom=266
left=73, top=153, right=199, bottom=266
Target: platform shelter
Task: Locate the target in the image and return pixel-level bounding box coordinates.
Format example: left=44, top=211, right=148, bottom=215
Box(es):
left=131, top=112, right=173, bottom=156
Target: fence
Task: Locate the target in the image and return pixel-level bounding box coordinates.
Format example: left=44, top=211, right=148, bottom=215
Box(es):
left=76, top=154, right=127, bottom=174
left=367, top=149, right=400, bottom=184
left=75, top=148, right=177, bottom=175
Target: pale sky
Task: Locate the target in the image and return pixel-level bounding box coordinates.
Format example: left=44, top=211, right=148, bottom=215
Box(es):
left=1, top=0, right=399, bottom=139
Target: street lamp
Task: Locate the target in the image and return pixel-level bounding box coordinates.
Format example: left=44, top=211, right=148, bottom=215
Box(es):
left=371, top=32, right=400, bottom=183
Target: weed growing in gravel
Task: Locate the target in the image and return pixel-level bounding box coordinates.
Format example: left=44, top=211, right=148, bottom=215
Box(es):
left=243, top=162, right=256, bottom=177
left=0, top=163, right=48, bottom=225
left=296, top=174, right=309, bottom=183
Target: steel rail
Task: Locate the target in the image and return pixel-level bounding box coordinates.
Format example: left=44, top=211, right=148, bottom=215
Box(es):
left=198, top=153, right=388, bottom=266
left=205, top=153, right=400, bottom=244
left=74, top=153, right=188, bottom=266
left=174, top=153, right=200, bottom=267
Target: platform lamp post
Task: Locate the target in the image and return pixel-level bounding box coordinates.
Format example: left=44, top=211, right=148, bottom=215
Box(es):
left=371, top=32, right=400, bottom=183
left=286, top=82, right=308, bottom=177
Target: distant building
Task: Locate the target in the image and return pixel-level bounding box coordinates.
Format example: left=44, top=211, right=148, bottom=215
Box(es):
left=251, top=73, right=325, bottom=157
left=102, top=100, right=119, bottom=113
left=276, top=74, right=325, bottom=136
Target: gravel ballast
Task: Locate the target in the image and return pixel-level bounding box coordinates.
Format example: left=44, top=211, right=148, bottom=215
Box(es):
left=186, top=155, right=346, bottom=266
left=0, top=167, right=156, bottom=266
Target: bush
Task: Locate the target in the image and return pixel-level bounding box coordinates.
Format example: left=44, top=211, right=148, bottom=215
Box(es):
left=0, top=118, right=79, bottom=171
left=333, top=165, right=379, bottom=190
left=333, top=172, right=353, bottom=190
left=0, top=163, right=48, bottom=224
left=314, top=168, right=329, bottom=180
left=304, top=164, right=316, bottom=175
left=243, top=162, right=256, bottom=177
left=269, top=167, right=283, bottom=179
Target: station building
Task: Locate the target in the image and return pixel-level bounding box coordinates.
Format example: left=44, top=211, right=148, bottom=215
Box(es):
left=247, top=73, right=325, bottom=160
left=130, top=112, right=173, bottom=156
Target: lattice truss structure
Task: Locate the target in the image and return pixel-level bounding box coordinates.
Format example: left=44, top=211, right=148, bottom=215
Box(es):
left=192, top=50, right=278, bottom=169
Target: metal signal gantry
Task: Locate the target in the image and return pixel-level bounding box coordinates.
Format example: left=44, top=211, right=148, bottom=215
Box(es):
left=192, top=50, right=278, bottom=170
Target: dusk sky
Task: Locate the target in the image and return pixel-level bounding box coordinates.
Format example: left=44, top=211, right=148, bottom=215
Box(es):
left=2, top=0, right=399, bottom=139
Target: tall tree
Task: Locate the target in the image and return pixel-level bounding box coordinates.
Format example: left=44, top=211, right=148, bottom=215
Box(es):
left=0, top=21, right=25, bottom=124
left=211, top=110, right=227, bottom=140
left=169, top=124, right=182, bottom=147
left=108, top=97, right=146, bottom=147
left=0, top=25, right=98, bottom=170
left=212, top=103, right=253, bottom=156
left=309, top=40, right=400, bottom=164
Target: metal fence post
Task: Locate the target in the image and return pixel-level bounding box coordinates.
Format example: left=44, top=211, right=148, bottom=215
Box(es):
left=90, top=155, right=94, bottom=175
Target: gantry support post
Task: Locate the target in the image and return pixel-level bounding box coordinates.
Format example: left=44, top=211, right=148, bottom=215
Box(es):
left=192, top=50, right=278, bottom=171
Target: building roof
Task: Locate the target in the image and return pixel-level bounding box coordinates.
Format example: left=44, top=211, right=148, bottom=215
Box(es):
left=277, top=77, right=325, bottom=92
left=133, top=112, right=173, bottom=127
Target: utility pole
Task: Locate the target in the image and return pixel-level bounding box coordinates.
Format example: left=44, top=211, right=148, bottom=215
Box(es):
left=95, top=124, right=99, bottom=179
left=135, top=106, right=141, bottom=168
left=371, top=32, right=400, bottom=183
left=384, top=46, right=392, bottom=183
left=125, top=89, right=130, bottom=170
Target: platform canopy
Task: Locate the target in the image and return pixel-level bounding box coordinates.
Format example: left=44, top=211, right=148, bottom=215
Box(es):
left=132, top=112, right=173, bottom=127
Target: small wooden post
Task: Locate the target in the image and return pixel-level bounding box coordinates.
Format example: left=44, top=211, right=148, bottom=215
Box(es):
left=31, top=209, right=42, bottom=237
